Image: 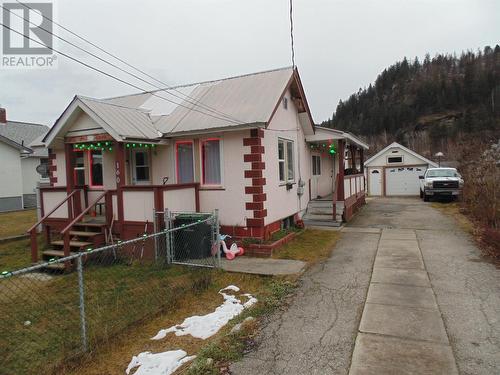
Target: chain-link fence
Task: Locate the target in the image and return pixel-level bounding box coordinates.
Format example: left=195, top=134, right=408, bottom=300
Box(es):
left=0, top=212, right=219, bottom=375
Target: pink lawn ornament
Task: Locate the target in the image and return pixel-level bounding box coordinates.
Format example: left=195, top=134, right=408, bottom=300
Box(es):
left=218, top=235, right=244, bottom=260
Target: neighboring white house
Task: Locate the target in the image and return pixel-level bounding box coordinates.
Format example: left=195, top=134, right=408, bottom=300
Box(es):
left=364, top=142, right=437, bottom=196
left=0, top=108, right=50, bottom=212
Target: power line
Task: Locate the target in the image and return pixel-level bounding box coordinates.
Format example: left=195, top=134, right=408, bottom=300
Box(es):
left=9, top=0, right=243, bottom=124
left=0, top=22, right=240, bottom=125
left=289, top=0, right=295, bottom=68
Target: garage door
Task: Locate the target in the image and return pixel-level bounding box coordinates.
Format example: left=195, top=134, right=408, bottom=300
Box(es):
left=385, top=166, right=427, bottom=196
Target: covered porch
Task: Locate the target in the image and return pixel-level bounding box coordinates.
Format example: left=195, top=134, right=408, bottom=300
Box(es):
left=30, top=132, right=200, bottom=265
left=304, top=127, right=368, bottom=224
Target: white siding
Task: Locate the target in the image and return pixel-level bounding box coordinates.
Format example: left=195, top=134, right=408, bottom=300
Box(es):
left=21, top=157, right=43, bottom=195
left=366, top=146, right=428, bottom=167
left=0, top=142, right=23, bottom=199
left=263, top=89, right=310, bottom=225
left=198, top=130, right=247, bottom=226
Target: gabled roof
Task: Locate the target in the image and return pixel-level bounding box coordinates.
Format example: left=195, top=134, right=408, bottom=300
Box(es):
left=364, top=142, right=438, bottom=167
left=0, top=120, right=49, bottom=156
left=44, top=67, right=315, bottom=144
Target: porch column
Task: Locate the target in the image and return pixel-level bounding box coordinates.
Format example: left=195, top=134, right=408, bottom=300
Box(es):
left=64, top=143, right=77, bottom=218
left=338, top=140, right=345, bottom=201
left=360, top=148, right=364, bottom=173
left=116, top=143, right=126, bottom=233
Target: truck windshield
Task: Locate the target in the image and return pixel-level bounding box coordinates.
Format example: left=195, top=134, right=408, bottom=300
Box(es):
left=427, top=170, right=459, bottom=177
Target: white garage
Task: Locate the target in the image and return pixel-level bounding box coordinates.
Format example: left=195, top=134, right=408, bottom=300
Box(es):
left=364, top=142, right=438, bottom=196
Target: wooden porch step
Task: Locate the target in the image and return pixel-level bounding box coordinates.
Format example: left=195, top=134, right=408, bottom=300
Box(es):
left=69, top=230, right=100, bottom=237
left=51, top=240, right=93, bottom=248
left=43, top=250, right=77, bottom=257
left=74, top=222, right=106, bottom=228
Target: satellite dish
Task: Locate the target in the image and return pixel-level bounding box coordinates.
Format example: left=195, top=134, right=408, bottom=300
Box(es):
left=36, top=163, right=48, bottom=177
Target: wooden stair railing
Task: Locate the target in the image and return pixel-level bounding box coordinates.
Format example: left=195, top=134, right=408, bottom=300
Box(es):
left=27, top=189, right=81, bottom=263
left=60, top=190, right=110, bottom=259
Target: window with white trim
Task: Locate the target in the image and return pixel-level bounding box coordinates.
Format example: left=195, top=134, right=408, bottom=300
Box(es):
left=387, top=155, right=403, bottom=164
left=74, top=151, right=85, bottom=186
left=201, top=138, right=222, bottom=185
left=131, top=149, right=150, bottom=184
left=278, top=139, right=295, bottom=183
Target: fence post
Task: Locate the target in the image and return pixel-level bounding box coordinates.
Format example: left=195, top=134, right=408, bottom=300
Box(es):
left=76, top=255, right=88, bottom=352
left=153, top=208, right=158, bottom=262
left=214, top=209, right=220, bottom=268
left=164, top=209, right=172, bottom=264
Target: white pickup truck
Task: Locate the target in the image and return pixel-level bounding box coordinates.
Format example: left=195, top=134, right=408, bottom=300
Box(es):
left=419, top=167, right=464, bottom=202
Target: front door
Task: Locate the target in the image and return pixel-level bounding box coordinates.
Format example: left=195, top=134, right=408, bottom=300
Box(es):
left=369, top=168, right=382, bottom=196
left=311, top=154, right=321, bottom=199
left=131, top=149, right=151, bottom=185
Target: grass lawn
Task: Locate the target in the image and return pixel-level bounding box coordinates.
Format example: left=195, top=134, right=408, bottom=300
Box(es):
left=0, top=228, right=342, bottom=375
left=0, top=239, right=34, bottom=271
left=272, top=229, right=341, bottom=264
left=431, top=201, right=474, bottom=234
left=0, top=209, right=37, bottom=238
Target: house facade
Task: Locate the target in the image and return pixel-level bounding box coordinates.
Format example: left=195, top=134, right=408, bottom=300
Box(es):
left=31, top=68, right=367, bottom=262
left=0, top=108, right=49, bottom=212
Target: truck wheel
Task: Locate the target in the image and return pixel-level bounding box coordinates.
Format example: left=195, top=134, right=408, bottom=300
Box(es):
left=423, top=194, right=430, bottom=202
left=419, top=190, right=423, bottom=199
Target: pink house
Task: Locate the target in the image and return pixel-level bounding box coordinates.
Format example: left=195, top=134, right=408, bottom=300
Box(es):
left=30, top=67, right=368, bottom=262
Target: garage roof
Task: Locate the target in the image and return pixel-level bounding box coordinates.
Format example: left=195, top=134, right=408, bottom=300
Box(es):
left=364, top=142, right=438, bottom=167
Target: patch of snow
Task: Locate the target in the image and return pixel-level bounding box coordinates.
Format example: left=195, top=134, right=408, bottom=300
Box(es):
left=125, top=349, right=195, bottom=375
left=223, top=285, right=240, bottom=292
left=151, top=286, right=257, bottom=341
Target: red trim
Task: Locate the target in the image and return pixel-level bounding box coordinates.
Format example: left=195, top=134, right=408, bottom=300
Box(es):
left=175, top=140, right=194, bottom=184
left=244, top=153, right=262, bottom=162
left=245, top=186, right=263, bottom=194
left=246, top=202, right=263, bottom=210
left=243, top=137, right=261, bottom=146
left=65, top=133, right=113, bottom=144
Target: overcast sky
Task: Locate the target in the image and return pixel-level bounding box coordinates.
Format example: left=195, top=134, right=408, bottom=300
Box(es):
left=1, top=0, right=499, bottom=126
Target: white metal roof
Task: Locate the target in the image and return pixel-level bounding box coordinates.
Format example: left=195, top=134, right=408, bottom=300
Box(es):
left=306, top=126, right=369, bottom=149
left=78, top=97, right=160, bottom=139
left=364, top=142, right=438, bottom=167
left=104, top=66, right=294, bottom=135
left=44, top=67, right=315, bottom=144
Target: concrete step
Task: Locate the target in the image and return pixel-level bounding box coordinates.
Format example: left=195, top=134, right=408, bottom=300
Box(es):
left=44, top=262, right=66, bottom=271
left=308, top=201, right=334, bottom=208
left=308, top=208, right=335, bottom=215
left=303, top=219, right=342, bottom=227
left=304, top=213, right=335, bottom=221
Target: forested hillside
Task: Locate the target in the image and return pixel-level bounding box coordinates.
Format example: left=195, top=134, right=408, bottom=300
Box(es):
left=321, top=46, right=500, bottom=157
left=321, top=46, right=499, bottom=256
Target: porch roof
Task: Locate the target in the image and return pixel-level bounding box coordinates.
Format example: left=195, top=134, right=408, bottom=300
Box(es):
left=306, top=126, right=369, bottom=150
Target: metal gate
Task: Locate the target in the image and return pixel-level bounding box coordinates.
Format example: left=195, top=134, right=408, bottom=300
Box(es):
left=154, top=209, right=220, bottom=268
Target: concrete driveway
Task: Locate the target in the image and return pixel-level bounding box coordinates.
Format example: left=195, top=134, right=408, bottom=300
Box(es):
left=231, top=197, right=500, bottom=375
